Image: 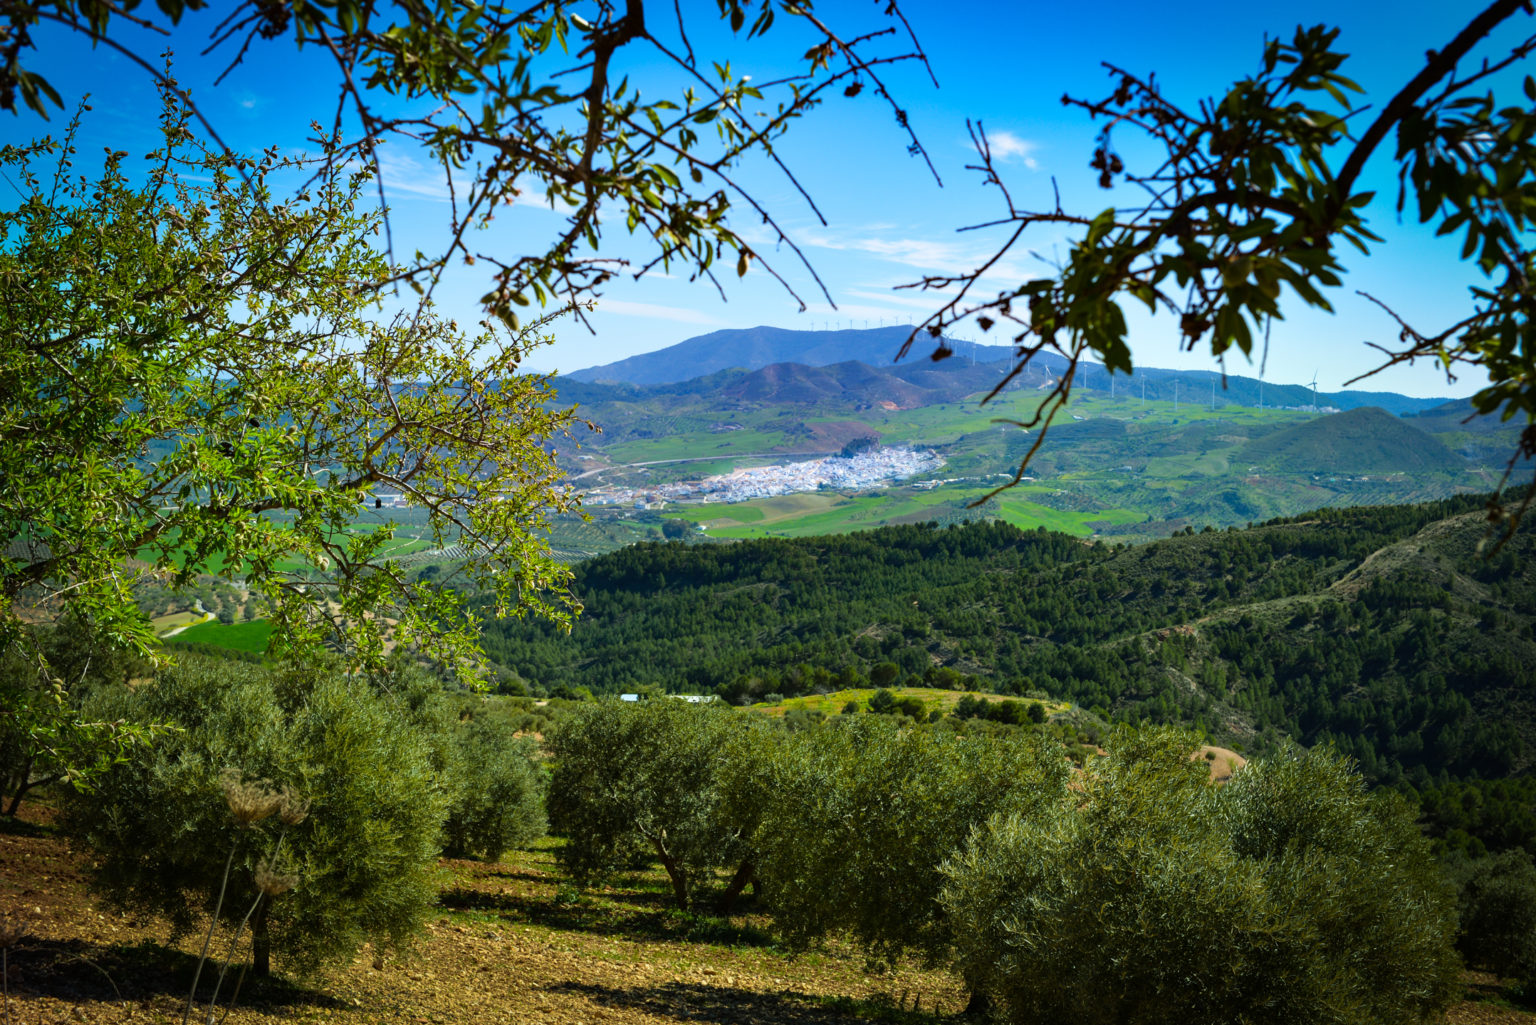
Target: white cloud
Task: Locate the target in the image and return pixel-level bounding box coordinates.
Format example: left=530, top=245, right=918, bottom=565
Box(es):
left=982, top=130, right=1040, bottom=170
left=796, top=228, right=976, bottom=272
left=370, top=150, right=454, bottom=201
left=593, top=299, right=728, bottom=325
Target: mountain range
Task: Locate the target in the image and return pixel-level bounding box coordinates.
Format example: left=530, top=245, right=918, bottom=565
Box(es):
left=566, top=325, right=1452, bottom=415
left=530, top=325, right=1533, bottom=553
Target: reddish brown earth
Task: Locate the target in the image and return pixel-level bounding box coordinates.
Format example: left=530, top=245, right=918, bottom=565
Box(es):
left=2, top=800, right=1532, bottom=1025
left=0, top=803, right=956, bottom=1025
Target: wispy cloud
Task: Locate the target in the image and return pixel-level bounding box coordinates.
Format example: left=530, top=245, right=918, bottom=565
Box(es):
left=594, top=299, right=728, bottom=325
left=983, top=130, right=1040, bottom=170
left=796, top=228, right=975, bottom=272
left=370, top=150, right=454, bottom=201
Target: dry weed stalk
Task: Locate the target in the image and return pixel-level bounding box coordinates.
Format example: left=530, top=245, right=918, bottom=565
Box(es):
left=201, top=784, right=307, bottom=1025
left=0, top=915, right=20, bottom=1025
left=183, top=770, right=290, bottom=1025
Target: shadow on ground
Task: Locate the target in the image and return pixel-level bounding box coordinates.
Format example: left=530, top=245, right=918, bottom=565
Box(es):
left=12, top=935, right=347, bottom=1013
left=550, top=979, right=843, bottom=1025
left=437, top=886, right=776, bottom=948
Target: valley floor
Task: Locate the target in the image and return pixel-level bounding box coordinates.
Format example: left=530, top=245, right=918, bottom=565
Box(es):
left=2, top=801, right=1530, bottom=1025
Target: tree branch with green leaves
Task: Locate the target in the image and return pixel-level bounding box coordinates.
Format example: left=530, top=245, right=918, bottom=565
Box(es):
left=1, top=88, right=586, bottom=687
left=903, top=3, right=1536, bottom=537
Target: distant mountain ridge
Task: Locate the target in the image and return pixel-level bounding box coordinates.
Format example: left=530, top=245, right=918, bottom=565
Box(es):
left=568, top=325, right=1012, bottom=385
left=568, top=325, right=1453, bottom=415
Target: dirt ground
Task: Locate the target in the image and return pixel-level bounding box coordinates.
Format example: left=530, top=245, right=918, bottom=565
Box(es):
left=2, top=801, right=1532, bottom=1025
left=0, top=804, right=958, bottom=1025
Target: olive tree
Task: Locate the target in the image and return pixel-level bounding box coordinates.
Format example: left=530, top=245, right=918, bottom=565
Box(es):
left=546, top=698, right=751, bottom=910
left=0, top=615, right=159, bottom=816
left=441, top=710, right=547, bottom=863
left=940, top=727, right=1461, bottom=1025
left=748, top=716, right=1068, bottom=975
left=1454, top=849, right=1536, bottom=980
left=67, top=657, right=449, bottom=978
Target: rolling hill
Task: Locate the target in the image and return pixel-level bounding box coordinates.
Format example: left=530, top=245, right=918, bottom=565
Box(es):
left=481, top=495, right=1536, bottom=790
left=567, top=325, right=1013, bottom=385
left=1237, top=406, right=1467, bottom=473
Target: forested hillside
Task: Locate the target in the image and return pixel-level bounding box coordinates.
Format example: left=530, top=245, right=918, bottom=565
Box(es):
left=481, top=495, right=1536, bottom=788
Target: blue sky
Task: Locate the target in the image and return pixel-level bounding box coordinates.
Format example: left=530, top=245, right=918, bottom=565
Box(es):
left=7, top=0, right=1528, bottom=398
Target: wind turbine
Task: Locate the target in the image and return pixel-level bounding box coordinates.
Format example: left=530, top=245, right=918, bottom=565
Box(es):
left=1309, top=370, right=1319, bottom=411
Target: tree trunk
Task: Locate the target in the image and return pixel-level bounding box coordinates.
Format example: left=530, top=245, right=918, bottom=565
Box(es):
left=5, top=763, right=60, bottom=818
left=962, top=987, right=992, bottom=1018
left=716, top=859, right=755, bottom=914
left=3, top=755, right=33, bottom=817
left=649, top=835, right=689, bottom=910
left=252, top=900, right=271, bottom=978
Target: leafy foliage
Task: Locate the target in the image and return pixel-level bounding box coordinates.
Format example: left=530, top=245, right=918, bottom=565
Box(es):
left=940, top=728, right=1461, bottom=1025
left=0, top=615, right=159, bottom=815
left=748, top=715, right=1067, bottom=968
left=66, top=657, right=450, bottom=976
left=485, top=495, right=1536, bottom=786
left=907, top=4, right=1536, bottom=524
left=442, top=711, right=547, bottom=862
left=0, top=93, right=581, bottom=687
left=1453, top=849, right=1536, bottom=980
left=0, top=0, right=937, bottom=329
left=546, top=699, right=752, bottom=909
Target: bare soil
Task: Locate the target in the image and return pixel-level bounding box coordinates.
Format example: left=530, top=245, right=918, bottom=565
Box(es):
left=3, top=799, right=1532, bottom=1025
left=1, top=802, right=958, bottom=1025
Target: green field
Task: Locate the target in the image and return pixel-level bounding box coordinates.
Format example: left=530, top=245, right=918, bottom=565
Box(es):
left=677, top=482, right=1143, bottom=540
left=753, top=687, right=1070, bottom=719
left=170, top=618, right=273, bottom=653
left=152, top=610, right=210, bottom=634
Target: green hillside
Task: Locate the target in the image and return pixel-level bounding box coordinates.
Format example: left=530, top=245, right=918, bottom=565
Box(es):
left=482, top=495, right=1536, bottom=788
left=1237, top=406, right=1467, bottom=473
left=548, top=369, right=1509, bottom=551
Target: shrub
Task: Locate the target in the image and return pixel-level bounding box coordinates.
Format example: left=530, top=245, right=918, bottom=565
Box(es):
left=750, top=716, right=1068, bottom=971
left=547, top=699, right=750, bottom=909
left=441, top=711, right=546, bottom=862
left=941, top=728, right=1460, bottom=1025
left=1455, top=849, right=1536, bottom=979
left=68, top=657, right=448, bottom=977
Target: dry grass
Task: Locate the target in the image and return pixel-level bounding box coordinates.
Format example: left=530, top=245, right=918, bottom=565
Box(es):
left=754, top=688, right=1067, bottom=720
left=1192, top=745, right=1247, bottom=783
left=0, top=802, right=959, bottom=1025
left=7, top=798, right=1536, bottom=1025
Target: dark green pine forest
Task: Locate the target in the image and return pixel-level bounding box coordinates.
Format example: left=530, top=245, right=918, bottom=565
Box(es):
left=482, top=495, right=1536, bottom=809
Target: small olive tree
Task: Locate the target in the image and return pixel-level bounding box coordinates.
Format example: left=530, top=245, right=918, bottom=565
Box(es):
left=68, top=657, right=448, bottom=978
left=0, top=615, right=158, bottom=816
left=1454, top=849, right=1536, bottom=981
left=442, top=710, right=547, bottom=862
left=546, top=699, right=749, bottom=910
left=940, top=727, right=1461, bottom=1025
left=748, top=716, right=1068, bottom=976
